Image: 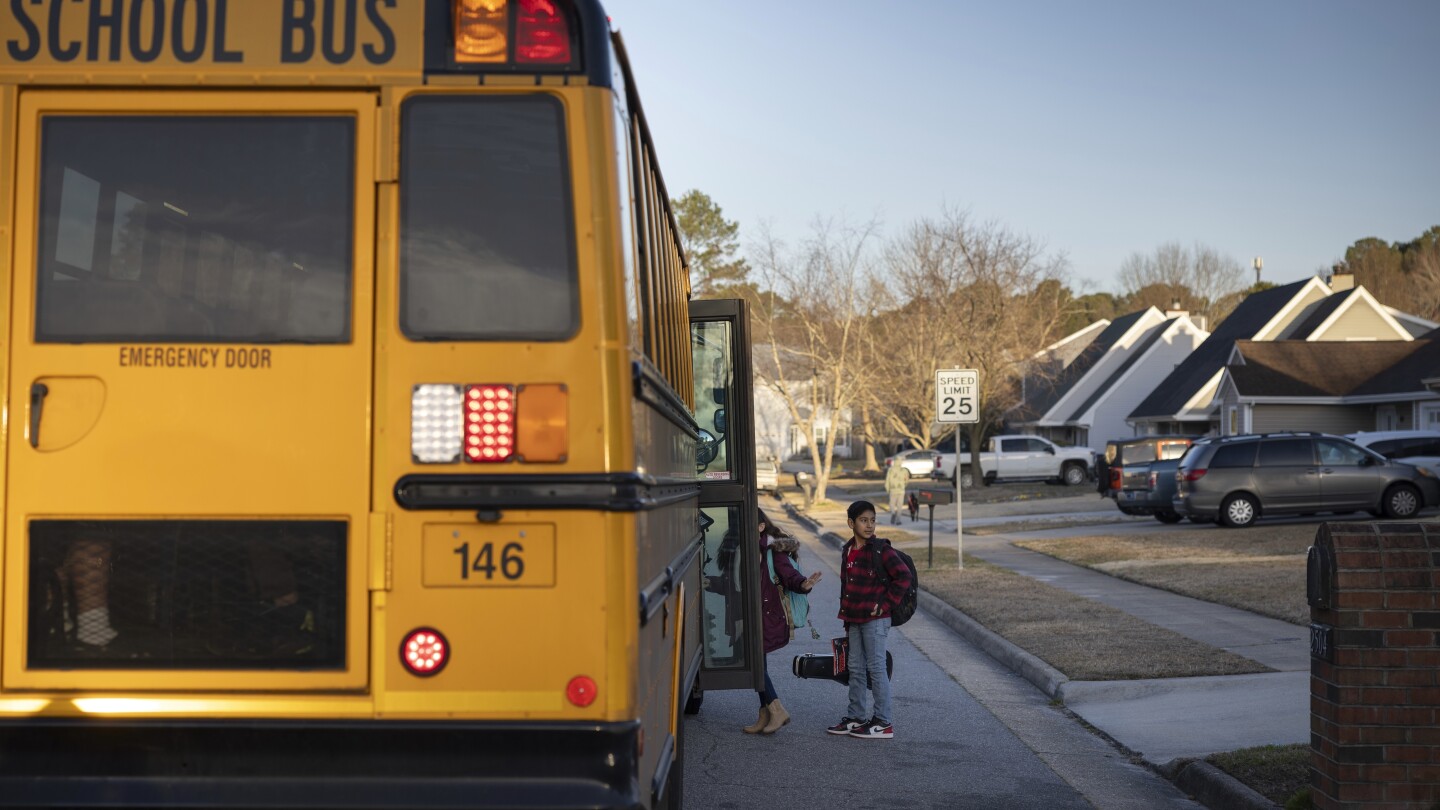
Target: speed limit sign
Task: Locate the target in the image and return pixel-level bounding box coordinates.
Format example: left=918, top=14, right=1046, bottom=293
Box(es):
left=936, top=369, right=979, bottom=423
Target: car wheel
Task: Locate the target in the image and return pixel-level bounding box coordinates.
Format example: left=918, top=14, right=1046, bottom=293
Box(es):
left=1220, top=494, right=1259, bottom=528
left=1155, top=511, right=1184, bottom=524
left=959, top=471, right=974, bottom=488
left=1062, top=463, right=1087, bottom=486
left=1382, top=484, right=1421, bottom=519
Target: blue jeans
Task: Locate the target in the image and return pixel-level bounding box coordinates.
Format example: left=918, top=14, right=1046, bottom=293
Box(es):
left=758, top=670, right=778, bottom=706
left=846, top=617, right=891, bottom=725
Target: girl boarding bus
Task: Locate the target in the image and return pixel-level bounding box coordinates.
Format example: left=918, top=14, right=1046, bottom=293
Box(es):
left=0, top=1, right=766, bottom=806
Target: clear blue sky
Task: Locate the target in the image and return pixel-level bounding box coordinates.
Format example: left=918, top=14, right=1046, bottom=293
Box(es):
left=602, top=0, right=1440, bottom=294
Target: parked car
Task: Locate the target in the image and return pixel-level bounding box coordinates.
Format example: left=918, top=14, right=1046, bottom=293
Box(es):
left=884, top=448, right=941, bottom=478
left=935, top=435, right=1092, bottom=487
left=1110, top=457, right=1187, bottom=523
left=755, top=446, right=780, bottom=496
left=1099, top=435, right=1197, bottom=500
left=1172, top=432, right=1440, bottom=528
left=1347, top=430, right=1440, bottom=477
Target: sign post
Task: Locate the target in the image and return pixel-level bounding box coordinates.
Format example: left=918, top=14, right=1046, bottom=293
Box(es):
left=936, top=369, right=979, bottom=570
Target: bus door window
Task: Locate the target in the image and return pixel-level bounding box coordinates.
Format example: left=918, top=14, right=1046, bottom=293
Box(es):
left=698, top=506, right=751, bottom=670
left=691, top=321, right=733, bottom=479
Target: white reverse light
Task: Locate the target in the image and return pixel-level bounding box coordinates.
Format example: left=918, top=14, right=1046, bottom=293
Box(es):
left=411, top=384, right=464, bottom=463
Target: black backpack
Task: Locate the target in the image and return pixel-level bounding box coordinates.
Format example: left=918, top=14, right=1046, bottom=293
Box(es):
left=871, top=540, right=919, bottom=627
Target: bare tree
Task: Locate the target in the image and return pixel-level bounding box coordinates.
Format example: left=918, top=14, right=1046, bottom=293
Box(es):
left=871, top=210, right=1077, bottom=485
left=1403, top=231, right=1440, bottom=322
left=1119, top=241, right=1247, bottom=326
left=749, top=219, right=879, bottom=502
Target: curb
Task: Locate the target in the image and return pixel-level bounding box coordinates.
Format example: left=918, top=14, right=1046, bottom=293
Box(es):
left=786, top=500, right=1278, bottom=810
left=1164, top=760, right=1278, bottom=810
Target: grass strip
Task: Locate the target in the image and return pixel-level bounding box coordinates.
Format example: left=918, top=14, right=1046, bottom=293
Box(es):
left=1016, top=524, right=1318, bottom=625
left=1207, top=743, right=1310, bottom=807
left=917, top=548, right=1270, bottom=681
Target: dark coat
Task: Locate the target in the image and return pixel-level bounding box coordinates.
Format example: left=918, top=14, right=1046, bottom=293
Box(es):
left=760, top=536, right=809, bottom=654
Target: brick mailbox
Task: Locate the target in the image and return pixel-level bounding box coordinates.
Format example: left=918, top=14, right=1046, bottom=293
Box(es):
left=1308, top=522, right=1440, bottom=809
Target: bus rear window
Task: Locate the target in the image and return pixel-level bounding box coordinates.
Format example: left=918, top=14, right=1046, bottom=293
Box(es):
left=35, top=117, right=354, bottom=343
left=399, top=96, right=577, bottom=341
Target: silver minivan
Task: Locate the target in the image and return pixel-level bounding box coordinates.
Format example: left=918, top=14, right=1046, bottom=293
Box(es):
left=1172, top=432, right=1440, bottom=528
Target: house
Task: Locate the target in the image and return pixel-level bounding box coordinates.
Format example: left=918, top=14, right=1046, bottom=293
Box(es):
left=1216, top=335, right=1440, bottom=435
left=1126, top=276, right=1421, bottom=436
left=752, top=376, right=854, bottom=462
left=1012, top=307, right=1209, bottom=451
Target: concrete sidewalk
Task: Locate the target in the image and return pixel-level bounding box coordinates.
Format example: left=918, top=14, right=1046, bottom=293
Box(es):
left=778, top=490, right=1304, bottom=808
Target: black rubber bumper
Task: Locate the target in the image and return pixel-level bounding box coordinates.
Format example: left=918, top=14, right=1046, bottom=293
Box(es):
left=0, top=718, right=642, bottom=809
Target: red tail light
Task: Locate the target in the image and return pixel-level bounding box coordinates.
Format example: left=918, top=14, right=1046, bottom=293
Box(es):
left=400, top=628, right=449, bottom=677
left=516, top=0, right=572, bottom=63
left=464, top=384, right=515, bottom=463
left=1148, top=471, right=1158, bottom=489
left=1109, top=467, right=1121, bottom=486
left=1182, top=468, right=1208, bottom=482
left=566, top=675, right=597, bottom=707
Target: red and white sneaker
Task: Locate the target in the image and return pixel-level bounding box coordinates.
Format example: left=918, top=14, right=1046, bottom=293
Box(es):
left=825, top=717, right=864, bottom=736
left=849, top=719, right=894, bottom=739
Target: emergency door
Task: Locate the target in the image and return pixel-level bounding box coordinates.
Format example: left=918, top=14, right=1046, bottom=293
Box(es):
left=3, top=91, right=377, bottom=691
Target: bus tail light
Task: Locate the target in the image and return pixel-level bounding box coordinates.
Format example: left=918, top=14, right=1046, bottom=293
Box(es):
left=566, top=675, right=597, bottom=707
left=516, top=0, right=573, bottom=64
left=412, top=383, right=569, bottom=464
left=516, top=384, right=568, bottom=462
left=412, top=384, right=465, bottom=463
left=401, top=628, right=449, bottom=677
left=454, top=0, right=509, bottom=63
left=464, top=385, right=515, bottom=463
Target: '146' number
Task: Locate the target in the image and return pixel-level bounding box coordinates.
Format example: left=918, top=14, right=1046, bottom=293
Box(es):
left=453, top=542, right=525, bottom=581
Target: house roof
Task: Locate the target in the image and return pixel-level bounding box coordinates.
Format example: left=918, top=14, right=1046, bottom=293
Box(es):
left=1021, top=309, right=1152, bottom=421
left=1352, top=339, right=1440, bottom=396
left=1065, top=317, right=1176, bottom=421
left=1226, top=340, right=1424, bottom=397
left=1288, top=289, right=1353, bottom=338
left=1128, top=279, right=1314, bottom=419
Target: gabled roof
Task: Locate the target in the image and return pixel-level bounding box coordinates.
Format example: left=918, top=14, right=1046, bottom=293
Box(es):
left=1226, top=340, right=1424, bottom=397
left=1021, top=309, right=1152, bottom=421
left=1065, top=317, right=1179, bottom=421
left=1128, top=278, right=1318, bottom=420
left=1288, top=289, right=1353, bottom=338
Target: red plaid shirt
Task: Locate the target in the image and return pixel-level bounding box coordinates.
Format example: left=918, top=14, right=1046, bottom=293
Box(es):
left=838, top=537, right=912, bottom=623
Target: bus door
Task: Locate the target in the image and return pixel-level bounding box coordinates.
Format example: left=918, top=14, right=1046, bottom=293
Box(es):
left=689, top=300, right=764, bottom=698
left=3, top=91, right=377, bottom=692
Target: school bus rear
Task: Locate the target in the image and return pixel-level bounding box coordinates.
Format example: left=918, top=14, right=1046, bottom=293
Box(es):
left=0, top=1, right=700, bottom=807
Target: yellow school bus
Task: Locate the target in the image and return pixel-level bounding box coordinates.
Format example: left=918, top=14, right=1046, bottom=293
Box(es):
left=0, top=1, right=766, bottom=806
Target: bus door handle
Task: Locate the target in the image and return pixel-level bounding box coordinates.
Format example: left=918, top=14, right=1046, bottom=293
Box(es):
left=29, top=382, right=49, bottom=448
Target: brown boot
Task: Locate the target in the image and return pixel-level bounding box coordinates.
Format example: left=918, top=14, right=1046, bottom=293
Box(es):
left=742, top=705, right=769, bottom=734
left=760, top=699, right=789, bottom=734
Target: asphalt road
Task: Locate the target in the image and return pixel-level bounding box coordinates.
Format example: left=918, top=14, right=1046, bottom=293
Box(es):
left=680, top=512, right=1200, bottom=810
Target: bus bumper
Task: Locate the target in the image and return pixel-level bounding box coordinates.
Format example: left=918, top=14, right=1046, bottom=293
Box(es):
left=0, top=718, right=644, bottom=809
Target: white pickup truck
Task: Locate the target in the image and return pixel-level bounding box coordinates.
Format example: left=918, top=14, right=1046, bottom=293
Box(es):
left=936, top=435, right=1093, bottom=487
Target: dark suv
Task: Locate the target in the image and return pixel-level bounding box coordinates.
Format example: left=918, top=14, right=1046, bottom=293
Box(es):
left=1172, top=432, right=1440, bottom=528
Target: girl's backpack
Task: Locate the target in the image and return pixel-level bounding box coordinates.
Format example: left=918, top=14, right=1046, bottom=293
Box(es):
left=767, top=548, right=810, bottom=630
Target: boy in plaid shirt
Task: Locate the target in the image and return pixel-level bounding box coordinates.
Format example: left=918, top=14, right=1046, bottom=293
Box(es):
left=826, top=500, right=912, bottom=739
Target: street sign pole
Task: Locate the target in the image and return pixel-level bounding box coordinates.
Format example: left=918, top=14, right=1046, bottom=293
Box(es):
left=955, top=456, right=963, bottom=570
left=935, top=368, right=979, bottom=571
